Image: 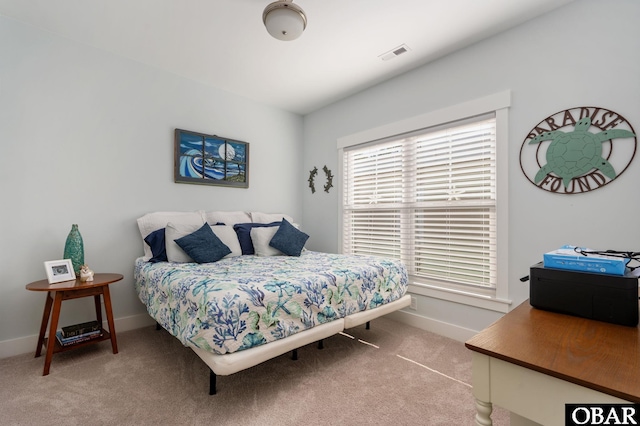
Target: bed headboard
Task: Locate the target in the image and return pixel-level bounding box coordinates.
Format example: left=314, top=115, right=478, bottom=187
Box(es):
left=136, top=210, right=295, bottom=261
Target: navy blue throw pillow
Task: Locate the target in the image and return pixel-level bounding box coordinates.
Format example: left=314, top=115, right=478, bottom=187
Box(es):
left=233, top=222, right=281, bottom=255
left=174, top=224, right=231, bottom=263
left=144, top=228, right=167, bottom=263
left=269, top=218, right=309, bottom=256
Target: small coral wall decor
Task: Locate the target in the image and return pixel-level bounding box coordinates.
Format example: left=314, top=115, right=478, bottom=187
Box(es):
left=308, top=166, right=318, bottom=193
left=323, top=165, right=334, bottom=193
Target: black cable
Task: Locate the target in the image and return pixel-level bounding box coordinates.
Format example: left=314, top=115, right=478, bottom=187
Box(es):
left=573, top=247, right=640, bottom=271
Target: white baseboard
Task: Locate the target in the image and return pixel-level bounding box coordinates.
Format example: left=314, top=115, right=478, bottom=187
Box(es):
left=385, top=309, right=479, bottom=343
left=2, top=310, right=477, bottom=359
left=0, top=313, right=156, bottom=359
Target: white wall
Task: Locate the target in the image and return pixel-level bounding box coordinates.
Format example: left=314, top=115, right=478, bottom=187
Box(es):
left=2, top=0, right=638, bottom=358
left=0, top=16, right=303, bottom=356
left=302, top=0, right=640, bottom=338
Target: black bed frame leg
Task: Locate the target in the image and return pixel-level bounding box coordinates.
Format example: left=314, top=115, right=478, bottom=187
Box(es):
left=291, top=348, right=298, bottom=360
left=209, top=369, right=217, bottom=395
left=317, top=339, right=324, bottom=350
left=366, top=321, right=370, bottom=330
left=155, top=322, right=161, bottom=331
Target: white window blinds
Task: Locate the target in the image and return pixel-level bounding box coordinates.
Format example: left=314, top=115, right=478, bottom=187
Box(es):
left=342, top=114, right=497, bottom=290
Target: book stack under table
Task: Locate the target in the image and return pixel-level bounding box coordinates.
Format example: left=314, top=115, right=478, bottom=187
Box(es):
left=56, top=320, right=103, bottom=346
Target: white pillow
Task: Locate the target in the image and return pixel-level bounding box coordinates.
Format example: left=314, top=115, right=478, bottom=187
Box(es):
left=250, top=227, right=283, bottom=257
left=137, top=211, right=205, bottom=260
left=165, top=222, right=206, bottom=263
left=251, top=211, right=294, bottom=224
left=211, top=225, right=242, bottom=258
left=204, top=211, right=252, bottom=226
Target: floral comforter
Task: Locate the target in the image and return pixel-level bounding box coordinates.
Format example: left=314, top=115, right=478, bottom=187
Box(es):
left=134, top=251, right=408, bottom=355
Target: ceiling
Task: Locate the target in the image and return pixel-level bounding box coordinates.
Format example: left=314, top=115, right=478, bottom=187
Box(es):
left=0, top=0, right=575, bottom=115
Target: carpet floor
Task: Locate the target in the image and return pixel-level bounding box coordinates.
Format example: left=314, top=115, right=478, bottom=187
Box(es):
left=0, top=317, right=509, bottom=425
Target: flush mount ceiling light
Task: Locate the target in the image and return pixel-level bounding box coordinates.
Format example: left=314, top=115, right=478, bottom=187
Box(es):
left=263, top=0, right=307, bottom=41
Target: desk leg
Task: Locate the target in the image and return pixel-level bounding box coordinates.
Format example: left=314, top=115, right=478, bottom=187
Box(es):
left=43, top=292, right=63, bottom=376
left=102, top=285, right=118, bottom=354
left=475, top=399, right=493, bottom=426
left=35, top=292, right=54, bottom=358
left=471, top=352, right=493, bottom=426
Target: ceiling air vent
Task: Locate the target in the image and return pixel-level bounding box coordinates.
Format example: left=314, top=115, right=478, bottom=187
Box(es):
left=379, top=44, right=410, bottom=61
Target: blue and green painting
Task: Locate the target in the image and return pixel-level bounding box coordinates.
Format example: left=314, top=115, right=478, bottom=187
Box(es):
left=178, top=132, right=247, bottom=183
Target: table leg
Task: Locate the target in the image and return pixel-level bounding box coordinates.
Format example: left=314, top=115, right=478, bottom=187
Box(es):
left=94, top=294, right=103, bottom=326
left=43, top=292, right=63, bottom=376
left=474, top=399, right=493, bottom=426
left=35, top=292, right=54, bottom=358
left=102, top=285, right=118, bottom=354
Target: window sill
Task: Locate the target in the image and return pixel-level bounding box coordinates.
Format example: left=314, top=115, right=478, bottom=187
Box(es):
left=408, top=282, right=512, bottom=313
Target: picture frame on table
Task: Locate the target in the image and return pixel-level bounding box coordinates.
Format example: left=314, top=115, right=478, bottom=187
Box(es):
left=44, top=259, right=76, bottom=284
left=174, top=128, right=249, bottom=188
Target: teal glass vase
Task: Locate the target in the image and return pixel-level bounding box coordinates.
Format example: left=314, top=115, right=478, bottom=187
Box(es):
left=63, top=224, right=84, bottom=275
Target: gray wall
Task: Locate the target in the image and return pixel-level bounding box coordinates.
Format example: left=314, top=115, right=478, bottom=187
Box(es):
left=301, top=0, right=640, bottom=335
left=0, top=16, right=303, bottom=352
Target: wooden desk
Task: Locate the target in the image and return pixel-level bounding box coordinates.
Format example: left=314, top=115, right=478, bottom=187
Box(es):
left=465, top=301, right=640, bottom=426
left=26, top=273, right=123, bottom=375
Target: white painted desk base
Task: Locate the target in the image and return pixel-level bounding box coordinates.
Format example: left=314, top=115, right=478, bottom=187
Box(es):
left=471, top=352, right=629, bottom=426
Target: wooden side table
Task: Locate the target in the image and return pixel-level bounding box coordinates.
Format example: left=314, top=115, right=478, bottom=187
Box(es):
left=26, top=273, right=123, bottom=375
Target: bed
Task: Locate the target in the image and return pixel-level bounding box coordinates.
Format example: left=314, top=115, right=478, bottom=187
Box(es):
left=134, top=210, right=410, bottom=394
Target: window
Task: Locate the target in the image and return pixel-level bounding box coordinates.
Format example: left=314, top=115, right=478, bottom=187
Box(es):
left=338, top=92, right=510, bottom=311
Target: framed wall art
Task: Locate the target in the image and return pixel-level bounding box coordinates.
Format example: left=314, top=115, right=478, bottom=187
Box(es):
left=174, top=129, right=249, bottom=188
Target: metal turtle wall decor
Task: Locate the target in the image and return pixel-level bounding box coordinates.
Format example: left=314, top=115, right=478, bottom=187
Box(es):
left=519, top=107, right=637, bottom=194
